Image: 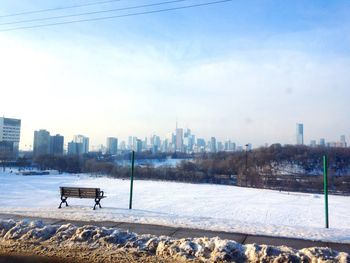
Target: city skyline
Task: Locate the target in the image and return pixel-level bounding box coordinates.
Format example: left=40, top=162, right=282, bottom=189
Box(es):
left=1, top=1, right=350, bottom=149
left=7, top=117, right=349, bottom=152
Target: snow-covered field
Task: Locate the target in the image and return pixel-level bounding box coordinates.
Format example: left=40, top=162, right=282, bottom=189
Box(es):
left=1, top=170, right=350, bottom=243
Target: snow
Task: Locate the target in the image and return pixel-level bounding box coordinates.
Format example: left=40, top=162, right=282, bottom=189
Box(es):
left=1, top=170, right=350, bottom=243
left=116, top=158, right=187, bottom=167
left=0, top=219, right=348, bottom=262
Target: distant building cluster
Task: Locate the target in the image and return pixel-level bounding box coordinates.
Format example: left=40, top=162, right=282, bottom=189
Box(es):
left=120, top=127, right=239, bottom=154
left=296, top=123, right=347, bottom=148
left=1, top=116, right=350, bottom=160
left=33, top=130, right=90, bottom=157
left=30, top=125, right=241, bottom=156
left=33, top=130, right=64, bottom=156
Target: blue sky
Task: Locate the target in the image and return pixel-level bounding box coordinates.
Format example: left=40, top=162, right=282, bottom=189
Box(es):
left=0, top=0, right=349, bottom=149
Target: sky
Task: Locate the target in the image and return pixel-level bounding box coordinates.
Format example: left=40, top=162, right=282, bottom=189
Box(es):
left=0, top=0, right=349, bottom=150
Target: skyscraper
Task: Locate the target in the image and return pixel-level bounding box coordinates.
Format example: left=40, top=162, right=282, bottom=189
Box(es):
left=50, top=134, right=64, bottom=155
left=184, top=128, right=191, bottom=138
left=162, top=138, right=169, bottom=152
left=0, top=117, right=21, bottom=158
left=176, top=128, right=184, bottom=152
left=33, top=129, right=51, bottom=156
left=210, top=137, right=217, bottom=153
left=106, top=137, right=118, bottom=155
left=296, top=123, right=304, bottom=145
left=73, top=135, right=89, bottom=154
left=217, top=141, right=224, bottom=152
left=136, top=139, right=143, bottom=153
left=196, top=138, right=206, bottom=148
left=319, top=138, right=326, bottom=146
left=132, top=136, right=137, bottom=151
left=224, top=140, right=236, bottom=152
left=128, top=136, right=133, bottom=150
left=340, top=135, right=347, bottom=147
left=67, top=141, right=82, bottom=155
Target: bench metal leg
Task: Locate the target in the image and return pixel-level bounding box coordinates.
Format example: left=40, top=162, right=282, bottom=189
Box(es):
left=93, top=198, right=102, bottom=210
left=58, top=197, right=68, bottom=209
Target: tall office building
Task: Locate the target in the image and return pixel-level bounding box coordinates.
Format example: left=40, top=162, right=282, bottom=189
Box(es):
left=340, top=135, right=347, bottom=147
left=106, top=137, right=118, bottom=155
left=128, top=136, right=133, bottom=150
left=151, top=135, right=161, bottom=148
left=132, top=136, right=137, bottom=151
left=296, top=123, right=304, bottom=145
left=67, top=141, right=82, bottom=155
left=197, top=138, right=206, bottom=148
left=33, top=129, right=51, bottom=156
left=171, top=133, right=176, bottom=146
left=143, top=137, right=148, bottom=150
left=217, top=141, right=224, bottom=152
left=176, top=128, right=184, bottom=152
left=73, top=135, right=89, bottom=154
left=184, top=128, right=191, bottom=138
left=210, top=137, right=217, bottom=153
left=162, top=138, right=169, bottom=152
left=136, top=139, right=143, bottom=153
left=319, top=138, right=326, bottom=147
left=0, top=117, right=21, bottom=158
left=50, top=134, right=64, bottom=155
left=184, top=134, right=195, bottom=153
left=224, top=140, right=236, bottom=152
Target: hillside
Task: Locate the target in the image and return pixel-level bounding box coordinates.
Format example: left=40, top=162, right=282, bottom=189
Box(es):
left=0, top=171, right=350, bottom=243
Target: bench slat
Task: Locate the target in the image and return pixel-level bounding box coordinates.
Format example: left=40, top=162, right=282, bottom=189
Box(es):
left=60, top=187, right=103, bottom=199
left=59, top=186, right=106, bottom=210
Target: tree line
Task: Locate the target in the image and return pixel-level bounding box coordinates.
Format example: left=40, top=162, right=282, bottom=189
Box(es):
left=31, top=145, right=350, bottom=194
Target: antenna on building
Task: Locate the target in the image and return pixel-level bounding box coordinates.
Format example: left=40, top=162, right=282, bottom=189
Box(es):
left=176, top=117, right=178, bottom=130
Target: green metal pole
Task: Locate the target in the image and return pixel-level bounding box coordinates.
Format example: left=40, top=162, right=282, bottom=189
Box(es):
left=323, top=155, right=329, bottom=228
left=129, top=151, right=135, bottom=210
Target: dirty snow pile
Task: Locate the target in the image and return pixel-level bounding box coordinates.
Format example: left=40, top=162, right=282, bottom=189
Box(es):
left=0, top=219, right=348, bottom=262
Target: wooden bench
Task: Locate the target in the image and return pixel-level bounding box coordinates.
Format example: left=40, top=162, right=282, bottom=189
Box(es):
left=59, top=186, right=106, bottom=210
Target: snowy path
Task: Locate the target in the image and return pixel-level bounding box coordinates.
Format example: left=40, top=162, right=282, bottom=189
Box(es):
left=0, top=172, right=350, bottom=243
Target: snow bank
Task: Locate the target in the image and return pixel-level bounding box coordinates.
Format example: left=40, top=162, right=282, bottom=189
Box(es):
left=0, top=219, right=348, bottom=262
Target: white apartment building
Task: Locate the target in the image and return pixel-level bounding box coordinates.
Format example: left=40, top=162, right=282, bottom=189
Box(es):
left=0, top=117, right=21, bottom=143
left=0, top=117, right=21, bottom=157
